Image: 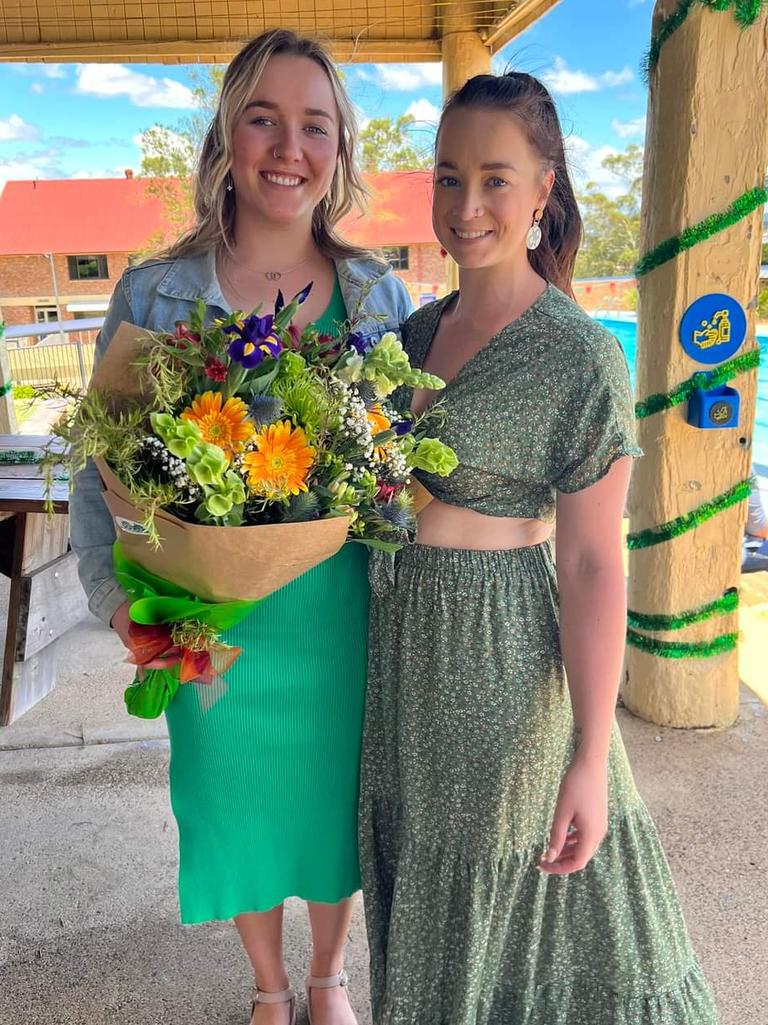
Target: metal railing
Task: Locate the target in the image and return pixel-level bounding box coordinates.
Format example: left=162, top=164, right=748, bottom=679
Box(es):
left=4, top=318, right=104, bottom=390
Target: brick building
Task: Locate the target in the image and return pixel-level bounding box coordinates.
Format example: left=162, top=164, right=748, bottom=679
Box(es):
left=342, top=171, right=446, bottom=305
left=0, top=176, right=173, bottom=330
left=0, top=170, right=446, bottom=330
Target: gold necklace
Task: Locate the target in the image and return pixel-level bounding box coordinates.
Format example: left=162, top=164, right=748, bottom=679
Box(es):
left=261, top=256, right=313, bottom=282
left=224, top=253, right=314, bottom=285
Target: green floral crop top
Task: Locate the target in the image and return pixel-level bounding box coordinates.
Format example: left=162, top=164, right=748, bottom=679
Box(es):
left=398, top=283, right=642, bottom=522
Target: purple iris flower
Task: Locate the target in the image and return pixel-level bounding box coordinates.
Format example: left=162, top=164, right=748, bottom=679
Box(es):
left=224, top=314, right=282, bottom=369
left=347, top=331, right=371, bottom=355
left=294, top=281, right=313, bottom=306
left=393, top=420, right=414, bottom=436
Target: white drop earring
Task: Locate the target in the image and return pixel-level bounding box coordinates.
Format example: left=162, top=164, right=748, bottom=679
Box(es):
left=526, top=208, right=543, bottom=250
left=226, top=173, right=233, bottom=193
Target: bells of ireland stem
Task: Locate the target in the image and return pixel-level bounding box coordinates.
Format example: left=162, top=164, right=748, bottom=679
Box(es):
left=186, top=442, right=228, bottom=487
left=200, top=471, right=247, bottom=520
left=410, top=437, right=459, bottom=477
left=150, top=412, right=202, bottom=459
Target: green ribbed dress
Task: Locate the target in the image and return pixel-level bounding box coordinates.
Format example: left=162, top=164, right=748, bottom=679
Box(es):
left=165, top=280, right=370, bottom=924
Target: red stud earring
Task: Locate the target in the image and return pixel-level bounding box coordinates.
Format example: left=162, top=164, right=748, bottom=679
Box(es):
left=439, top=247, right=447, bottom=258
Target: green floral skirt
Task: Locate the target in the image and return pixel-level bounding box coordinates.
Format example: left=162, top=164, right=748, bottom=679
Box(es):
left=360, top=542, right=719, bottom=1025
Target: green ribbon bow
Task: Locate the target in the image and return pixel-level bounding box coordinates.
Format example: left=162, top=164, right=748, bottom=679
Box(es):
left=113, top=543, right=259, bottom=719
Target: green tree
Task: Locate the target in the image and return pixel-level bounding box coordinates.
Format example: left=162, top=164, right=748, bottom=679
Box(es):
left=575, top=144, right=643, bottom=279
left=359, top=115, right=432, bottom=173
left=139, top=66, right=224, bottom=177
left=137, top=67, right=224, bottom=252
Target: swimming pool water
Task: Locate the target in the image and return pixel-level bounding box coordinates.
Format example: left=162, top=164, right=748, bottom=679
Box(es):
left=595, top=317, right=768, bottom=473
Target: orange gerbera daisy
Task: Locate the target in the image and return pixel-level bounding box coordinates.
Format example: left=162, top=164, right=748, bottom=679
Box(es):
left=367, top=404, right=391, bottom=436
left=180, top=391, right=255, bottom=460
left=243, top=420, right=315, bottom=499
left=368, top=403, right=392, bottom=462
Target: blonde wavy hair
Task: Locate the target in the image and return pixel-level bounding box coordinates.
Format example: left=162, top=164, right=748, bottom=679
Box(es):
left=164, top=29, right=371, bottom=261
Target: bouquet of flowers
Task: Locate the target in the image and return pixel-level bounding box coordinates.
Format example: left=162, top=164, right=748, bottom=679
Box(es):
left=48, top=283, right=457, bottom=718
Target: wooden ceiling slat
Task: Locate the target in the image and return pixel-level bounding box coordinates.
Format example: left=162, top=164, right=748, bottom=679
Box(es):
left=0, top=0, right=561, bottom=62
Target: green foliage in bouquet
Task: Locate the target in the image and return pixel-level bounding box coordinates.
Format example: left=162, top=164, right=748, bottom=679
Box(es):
left=44, top=283, right=459, bottom=552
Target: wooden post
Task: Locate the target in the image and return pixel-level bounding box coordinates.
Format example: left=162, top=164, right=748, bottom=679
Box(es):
left=440, top=9, right=491, bottom=293
left=0, top=324, right=18, bottom=434
left=623, top=4, right=768, bottom=727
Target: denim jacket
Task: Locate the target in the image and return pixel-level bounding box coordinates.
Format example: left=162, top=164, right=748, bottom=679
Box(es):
left=70, top=250, right=413, bottom=625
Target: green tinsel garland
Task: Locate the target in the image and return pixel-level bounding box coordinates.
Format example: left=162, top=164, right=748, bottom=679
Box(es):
left=627, top=477, right=752, bottom=549
left=626, top=628, right=739, bottom=658
left=0, top=379, right=13, bottom=398
left=643, top=0, right=767, bottom=78
left=0, top=450, right=41, bottom=465
left=627, top=587, right=738, bottom=631
left=635, top=348, right=761, bottom=419
left=634, top=186, right=768, bottom=278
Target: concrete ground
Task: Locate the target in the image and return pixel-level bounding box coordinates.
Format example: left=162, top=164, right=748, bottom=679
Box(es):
left=1, top=593, right=767, bottom=1024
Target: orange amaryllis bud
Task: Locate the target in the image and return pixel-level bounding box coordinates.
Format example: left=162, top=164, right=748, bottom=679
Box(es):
left=179, top=647, right=212, bottom=684
left=126, top=622, right=176, bottom=666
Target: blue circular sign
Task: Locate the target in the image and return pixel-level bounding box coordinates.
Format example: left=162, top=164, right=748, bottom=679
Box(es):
left=679, top=293, right=746, bottom=365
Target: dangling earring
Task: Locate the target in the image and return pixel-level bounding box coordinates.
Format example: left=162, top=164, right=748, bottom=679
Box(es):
left=526, top=208, right=543, bottom=250
left=225, top=173, right=233, bottom=193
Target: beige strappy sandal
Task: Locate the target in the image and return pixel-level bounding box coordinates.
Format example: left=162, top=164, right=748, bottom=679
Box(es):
left=304, top=968, right=355, bottom=1025
left=250, top=982, right=296, bottom=1025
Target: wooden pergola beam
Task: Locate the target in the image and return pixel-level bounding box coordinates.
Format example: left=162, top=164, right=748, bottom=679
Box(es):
left=483, top=0, right=562, bottom=50
left=0, top=0, right=560, bottom=64
left=0, top=37, right=443, bottom=64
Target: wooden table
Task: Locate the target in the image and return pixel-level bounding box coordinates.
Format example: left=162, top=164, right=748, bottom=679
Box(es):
left=0, top=435, right=88, bottom=725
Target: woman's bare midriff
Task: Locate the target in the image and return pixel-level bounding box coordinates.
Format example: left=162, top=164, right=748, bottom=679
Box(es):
left=416, top=497, right=553, bottom=551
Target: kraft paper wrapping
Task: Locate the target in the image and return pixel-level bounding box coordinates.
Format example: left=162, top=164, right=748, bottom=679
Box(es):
left=88, top=321, right=156, bottom=411
left=408, top=476, right=434, bottom=514
left=95, top=458, right=351, bottom=603
left=88, top=322, right=351, bottom=603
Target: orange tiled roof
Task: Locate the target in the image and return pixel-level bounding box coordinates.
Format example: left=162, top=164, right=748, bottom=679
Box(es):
left=0, top=170, right=437, bottom=256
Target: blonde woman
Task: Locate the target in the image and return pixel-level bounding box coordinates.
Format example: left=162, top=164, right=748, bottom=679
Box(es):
left=70, top=30, right=411, bottom=1025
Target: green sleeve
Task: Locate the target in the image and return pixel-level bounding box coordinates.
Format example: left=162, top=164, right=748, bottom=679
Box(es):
left=553, top=333, right=643, bottom=493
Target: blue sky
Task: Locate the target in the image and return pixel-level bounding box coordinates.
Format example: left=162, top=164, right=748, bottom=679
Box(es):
left=0, top=0, right=654, bottom=194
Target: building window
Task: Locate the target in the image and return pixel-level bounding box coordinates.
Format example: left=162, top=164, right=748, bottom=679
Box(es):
left=67, top=254, right=109, bottom=280
left=383, top=246, right=409, bottom=271
left=35, top=306, right=58, bottom=323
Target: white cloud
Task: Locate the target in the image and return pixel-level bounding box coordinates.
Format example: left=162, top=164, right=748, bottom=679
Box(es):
left=541, top=58, right=599, bottom=95
left=41, top=64, right=66, bottom=79
left=353, top=103, right=370, bottom=131
left=71, top=167, right=126, bottom=179
left=0, top=114, right=39, bottom=142
left=565, top=135, right=625, bottom=195
left=75, top=64, right=197, bottom=109
left=370, top=63, right=443, bottom=91
left=602, top=66, right=634, bottom=87
left=0, top=152, right=64, bottom=188
left=30, top=82, right=45, bottom=95
left=133, top=126, right=194, bottom=160
left=132, top=127, right=187, bottom=149
left=405, top=99, right=441, bottom=125
left=612, top=115, right=646, bottom=139
left=540, top=58, right=634, bottom=95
